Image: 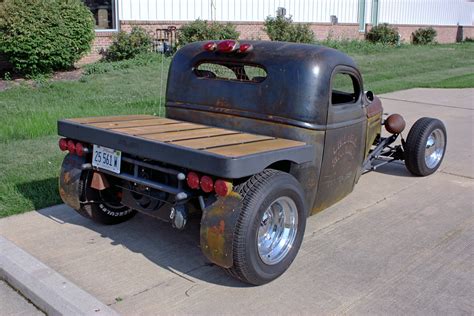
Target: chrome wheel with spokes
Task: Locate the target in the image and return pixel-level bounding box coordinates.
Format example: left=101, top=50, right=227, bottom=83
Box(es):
left=258, top=196, right=298, bottom=265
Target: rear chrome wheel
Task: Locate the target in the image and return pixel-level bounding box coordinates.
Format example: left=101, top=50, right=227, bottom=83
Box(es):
left=405, top=117, right=447, bottom=176
left=224, top=169, right=307, bottom=285
left=258, top=197, right=298, bottom=265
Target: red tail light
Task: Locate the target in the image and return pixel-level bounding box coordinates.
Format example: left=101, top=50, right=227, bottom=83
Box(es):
left=67, top=140, right=76, bottom=153
left=200, top=176, right=214, bottom=193
left=186, top=172, right=200, bottom=189
left=215, top=179, right=233, bottom=197
left=239, top=43, right=253, bottom=53
left=217, top=40, right=238, bottom=53
left=75, top=142, right=85, bottom=156
left=59, top=138, right=68, bottom=151
left=203, top=41, right=217, bottom=52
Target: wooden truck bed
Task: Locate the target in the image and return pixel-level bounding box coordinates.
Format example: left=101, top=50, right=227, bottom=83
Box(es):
left=58, top=115, right=313, bottom=178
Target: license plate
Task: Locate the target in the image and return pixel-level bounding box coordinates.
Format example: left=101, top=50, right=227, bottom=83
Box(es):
left=92, top=145, right=121, bottom=174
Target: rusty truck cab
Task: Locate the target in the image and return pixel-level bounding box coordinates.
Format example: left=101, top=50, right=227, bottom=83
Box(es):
left=166, top=40, right=381, bottom=214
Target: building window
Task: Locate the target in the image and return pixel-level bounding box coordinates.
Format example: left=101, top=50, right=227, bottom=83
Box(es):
left=83, top=0, right=118, bottom=31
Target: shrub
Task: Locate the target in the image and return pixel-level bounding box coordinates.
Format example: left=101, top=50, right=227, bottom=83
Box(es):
left=0, top=0, right=95, bottom=75
left=263, top=16, right=314, bottom=43
left=178, top=20, right=240, bottom=47
left=412, top=27, right=437, bottom=45
left=366, top=23, right=399, bottom=45
left=104, top=27, right=152, bottom=61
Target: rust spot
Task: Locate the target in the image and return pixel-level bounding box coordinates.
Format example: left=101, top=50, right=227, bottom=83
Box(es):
left=200, top=194, right=242, bottom=268
left=216, top=99, right=232, bottom=108
left=366, top=96, right=383, bottom=118
left=63, top=172, right=71, bottom=184
left=206, top=220, right=226, bottom=257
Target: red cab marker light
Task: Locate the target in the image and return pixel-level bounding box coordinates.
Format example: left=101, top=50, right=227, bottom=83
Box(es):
left=203, top=41, right=217, bottom=52
left=217, top=40, right=238, bottom=53
left=215, top=179, right=233, bottom=197
left=59, top=138, right=68, bottom=151
left=186, top=171, right=200, bottom=189
left=67, top=140, right=76, bottom=153
left=200, top=176, right=214, bottom=193
left=239, top=43, right=253, bottom=53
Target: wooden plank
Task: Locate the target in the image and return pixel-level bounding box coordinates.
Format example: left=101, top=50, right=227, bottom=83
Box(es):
left=90, top=118, right=178, bottom=129
left=68, top=115, right=154, bottom=124
left=141, top=128, right=239, bottom=142
left=116, top=123, right=208, bottom=136
left=171, top=133, right=273, bottom=150
left=206, top=139, right=306, bottom=157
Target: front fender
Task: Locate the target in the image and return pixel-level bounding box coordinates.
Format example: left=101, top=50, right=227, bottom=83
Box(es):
left=199, top=192, right=242, bottom=268
left=59, top=154, right=86, bottom=211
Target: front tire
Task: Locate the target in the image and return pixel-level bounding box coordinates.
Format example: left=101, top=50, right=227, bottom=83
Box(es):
left=226, top=169, right=307, bottom=285
left=404, top=117, right=447, bottom=176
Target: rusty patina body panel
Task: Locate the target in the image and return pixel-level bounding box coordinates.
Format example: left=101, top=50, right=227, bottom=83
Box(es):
left=59, top=154, right=86, bottom=211
left=165, top=41, right=382, bottom=263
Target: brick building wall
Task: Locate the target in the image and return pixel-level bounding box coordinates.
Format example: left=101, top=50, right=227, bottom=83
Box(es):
left=80, top=20, right=474, bottom=64
left=77, top=32, right=115, bottom=65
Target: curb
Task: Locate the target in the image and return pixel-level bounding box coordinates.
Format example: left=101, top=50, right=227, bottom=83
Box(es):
left=0, top=236, right=119, bottom=316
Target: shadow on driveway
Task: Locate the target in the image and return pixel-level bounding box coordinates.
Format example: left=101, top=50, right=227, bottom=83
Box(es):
left=23, top=162, right=411, bottom=288
left=35, top=203, right=249, bottom=288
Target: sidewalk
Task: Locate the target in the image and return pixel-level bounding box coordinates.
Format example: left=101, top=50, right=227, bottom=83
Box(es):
left=1, top=88, right=473, bottom=315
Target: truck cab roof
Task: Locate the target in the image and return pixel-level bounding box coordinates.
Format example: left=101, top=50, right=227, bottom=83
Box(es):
left=166, top=40, right=361, bottom=129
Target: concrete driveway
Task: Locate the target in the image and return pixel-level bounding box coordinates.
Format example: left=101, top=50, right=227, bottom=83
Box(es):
left=1, top=88, right=473, bottom=315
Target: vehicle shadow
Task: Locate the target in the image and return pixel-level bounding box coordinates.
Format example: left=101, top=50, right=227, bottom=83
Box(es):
left=370, top=160, right=414, bottom=177
left=15, top=178, right=62, bottom=210
left=35, top=204, right=249, bottom=288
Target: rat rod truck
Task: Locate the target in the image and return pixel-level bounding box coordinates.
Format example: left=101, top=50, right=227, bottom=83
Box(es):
left=58, top=40, right=447, bottom=285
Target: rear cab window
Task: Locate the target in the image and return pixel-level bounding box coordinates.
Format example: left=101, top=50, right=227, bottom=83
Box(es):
left=194, top=62, right=267, bottom=83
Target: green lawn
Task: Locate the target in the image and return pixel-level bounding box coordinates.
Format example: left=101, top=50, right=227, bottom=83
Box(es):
left=1, top=43, right=473, bottom=217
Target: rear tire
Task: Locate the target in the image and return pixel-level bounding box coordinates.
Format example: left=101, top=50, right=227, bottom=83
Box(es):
left=225, top=169, right=307, bottom=285
left=76, top=171, right=136, bottom=225
left=404, top=117, right=447, bottom=176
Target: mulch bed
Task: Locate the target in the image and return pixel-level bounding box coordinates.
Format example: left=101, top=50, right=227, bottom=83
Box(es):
left=0, top=68, right=84, bottom=92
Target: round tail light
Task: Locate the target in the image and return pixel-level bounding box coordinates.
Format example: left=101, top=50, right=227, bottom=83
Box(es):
left=75, top=142, right=85, bottom=156
left=67, top=140, right=76, bottom=153
left=215, top=180, right=233, bottom=197
left=200, top=176, right=214, bottom=193
left=59, top=138, right=68, bottom=151
left=186, top=172, right=200, bottom=189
